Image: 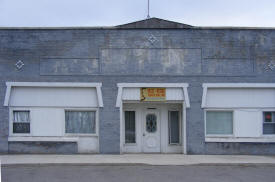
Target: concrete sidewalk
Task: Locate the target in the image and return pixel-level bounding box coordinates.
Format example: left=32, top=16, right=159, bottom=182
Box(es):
left=1, top=154, right=275, bottom=166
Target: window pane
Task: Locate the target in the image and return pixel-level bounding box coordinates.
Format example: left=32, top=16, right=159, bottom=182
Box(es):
left=263, top=123, right=275, bottom=134
left=169, top=111, right=180, bottom=144
left=13, top=111, right=30, bottom=133
left=125, top=111, right=135, bottom=143
left=264, top=112, right=272, bottom=123
left=65, top=111, right=96, bottom=134
left=13, top=111, right=30, bottom=123
left=146, top=114, right=157, bottom=133
left=263, top=112, right=275, bottom=135
left=206, top=111, right=233, bottom=135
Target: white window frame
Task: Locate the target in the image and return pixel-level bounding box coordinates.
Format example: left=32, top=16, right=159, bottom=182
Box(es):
left=204, top=109, right=235, bottom=138
left=202, top=83, right=275, bottom=143
left=168, top=109, right=182, bottom=145
left=262, top=110, right=275, bottom=136
left=123, top=109, right=137, bottom=146
left=9, top=107, right=32, bottom=136
left=5, top=82, right=103, bottom=142
left=64, top=108, right=99, bottom=137
left=205, top=108, right=275, bottom=143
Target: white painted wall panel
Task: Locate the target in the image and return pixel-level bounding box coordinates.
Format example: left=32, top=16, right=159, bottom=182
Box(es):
left=206, top=88, right=275, bottom=108
left=166, top=88, right=184, bottom=100
left=31, top=108, right=64, bottom=136
left=234, top=110, right=262, bottom=137
left=9, top=87, right=98, bottom=107
left=78, top=137, right=98, bottom=153
left=122, top=88, right=140, bottom=100
left=122, top=88, right=184, bottom=101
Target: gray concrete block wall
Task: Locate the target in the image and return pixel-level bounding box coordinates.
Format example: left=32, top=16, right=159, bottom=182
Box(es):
left=99, top=80, right=120, bottom=154
left=8, top=142, right=77, bottom=154
left=0, top=81, right=9, bottom=153
left=1, top=28, right=275, bottom=154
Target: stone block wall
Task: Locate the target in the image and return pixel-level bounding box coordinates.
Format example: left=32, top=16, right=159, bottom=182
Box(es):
left=1, top=28, right=275, bottom=154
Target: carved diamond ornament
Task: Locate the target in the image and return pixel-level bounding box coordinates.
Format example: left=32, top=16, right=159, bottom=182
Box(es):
left=147, top=34, right=157, bottom=44
left=265, top=61, right=275, bottom=71
left=15, top=60, right=25, bottom=70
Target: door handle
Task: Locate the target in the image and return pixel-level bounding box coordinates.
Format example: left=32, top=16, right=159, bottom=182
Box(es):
left=143, top=133, right=145, bottom=136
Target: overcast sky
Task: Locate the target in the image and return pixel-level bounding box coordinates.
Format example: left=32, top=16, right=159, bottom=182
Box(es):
left=0, top=0, right=274, bottom=27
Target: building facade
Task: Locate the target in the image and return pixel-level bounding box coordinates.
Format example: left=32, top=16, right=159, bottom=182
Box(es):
left=1, top=18, right=275, bottom=154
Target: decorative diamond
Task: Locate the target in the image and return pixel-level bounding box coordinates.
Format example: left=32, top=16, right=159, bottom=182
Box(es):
left=147, top=34, right=157, bottom=44
left=268, top=62, right=275, bottom=70
left=265, top=61, right=275, bottom=71
left=15, top=60, right=25, bottom=70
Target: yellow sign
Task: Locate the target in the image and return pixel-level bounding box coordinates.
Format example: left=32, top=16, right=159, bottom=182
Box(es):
left=140, top=88, right=166, bottom=101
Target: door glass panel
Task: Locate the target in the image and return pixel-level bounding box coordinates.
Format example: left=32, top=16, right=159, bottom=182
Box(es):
left=146, top=114, right=157, bottom=133
left=169, top=111, right=180, bottom=144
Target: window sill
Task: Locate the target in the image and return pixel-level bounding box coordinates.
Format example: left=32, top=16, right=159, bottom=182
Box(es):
left=168, top=143, right=182, bottom=146
left=124, top=143, right=137, bottom=146
left=205, top=137, right=275, bottom=143
left=64, top=134, right=98, bottom=137
left=8, top=136, right=79, bottom=142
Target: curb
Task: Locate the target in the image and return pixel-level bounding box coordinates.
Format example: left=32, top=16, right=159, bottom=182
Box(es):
left=2, top=163, right=275, bottom=167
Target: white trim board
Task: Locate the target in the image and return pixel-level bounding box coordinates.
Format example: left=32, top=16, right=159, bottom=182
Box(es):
left=116, top=83, right=190, bottom=108
left=117, top=83, right=189, bottom=88
left=4, top=85, right=11, bottom=107
left=201, top=83, right=275, bottom=108
left=8, top=136, right=79, bottom=142
left=6, top=82, right=102, bottom=87
left=4, top=82, right=104, bottom=107
left=203, top=83, right=275, bottom=88
left=205, top=137, right=275, bottom=143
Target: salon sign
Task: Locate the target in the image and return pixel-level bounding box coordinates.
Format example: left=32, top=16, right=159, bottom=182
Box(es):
left=140, top=88, right=166, bottom=101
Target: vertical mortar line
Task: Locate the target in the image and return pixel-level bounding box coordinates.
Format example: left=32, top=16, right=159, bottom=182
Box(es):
left=252, top=44, right=255, bottom=73
left=98, top=47, right=102, bottom=75
left=200, top=48, right=203, bottom=74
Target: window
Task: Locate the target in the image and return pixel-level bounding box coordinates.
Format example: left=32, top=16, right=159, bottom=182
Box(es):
left=263, top=112, right=275, bottom=135
left=65, top=111, right=96, bottom=134
left=146, top=114, right=157, bottom=133
left=206, top=111, right=233, bottom=135
left=124, top=111, right=136, bottom=143
left=169, top=111, right=180, bottom=144
left=13, top=111, right=30, bottom=134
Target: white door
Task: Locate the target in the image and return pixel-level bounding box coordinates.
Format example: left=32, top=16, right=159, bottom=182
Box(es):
left=142, top=109, right=161, bottom=153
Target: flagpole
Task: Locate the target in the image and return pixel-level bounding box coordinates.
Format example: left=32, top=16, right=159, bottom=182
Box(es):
left=147, top=0, right=150, bottom=19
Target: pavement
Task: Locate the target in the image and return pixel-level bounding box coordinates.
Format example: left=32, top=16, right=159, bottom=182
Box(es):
left=1, top=154, right=275, bottom=166
left=3, top=165, right=275, bottom=182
